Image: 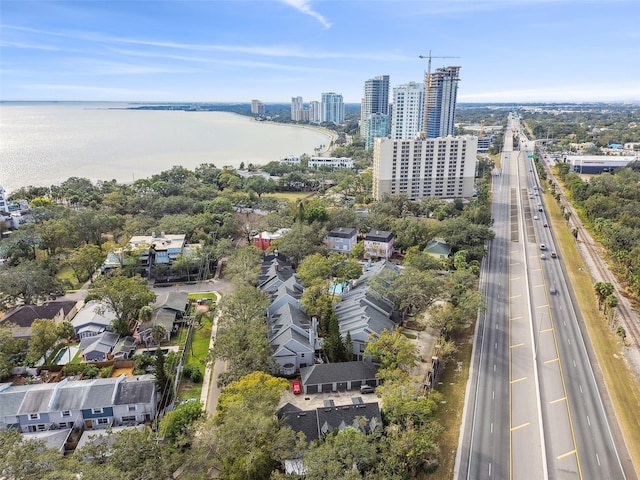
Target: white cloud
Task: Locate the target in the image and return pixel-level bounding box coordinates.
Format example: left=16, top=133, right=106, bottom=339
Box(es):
left=282, top=0, right=332, bottom=28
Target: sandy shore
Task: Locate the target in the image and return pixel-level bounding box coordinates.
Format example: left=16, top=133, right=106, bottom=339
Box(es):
left=253, top=119, right=338, bottom=155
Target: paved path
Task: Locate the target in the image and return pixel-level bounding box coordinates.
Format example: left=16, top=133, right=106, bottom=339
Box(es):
left=200, top=291, right=222, bottom=413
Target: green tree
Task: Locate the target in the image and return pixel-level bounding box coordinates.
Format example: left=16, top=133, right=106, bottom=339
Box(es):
left=189, top=372, right=295, bottom=480
left=244, top=176, right=276, bottom=198
left=364, top=329, right=419, bottom=381
left=0, top=323, right=25, bottom=379
left=151, top=324, right=167, bottom=345
left=90, top=275, right=156, bottom=334
left=223, top=245, right=263, bottom=286
left=272, top=222, right=326, bottom=267
left=303, top=428, right=378, bottom=480
left=155, top=348, right=173, bottom=411
left=57, top=320, right=75, bottom=341
left=216, top=286, right=269, bottom=327
left=594, top=281, right=615, bottom=310
left=0, top=260, right=64, bottom=305
left=160, top=400, right=205, bottom=447
left=66, top=243, right=104, bottom=282
left=27, top=319, right=60, bottom=365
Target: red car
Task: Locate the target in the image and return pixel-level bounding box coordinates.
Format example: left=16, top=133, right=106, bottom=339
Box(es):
left=291, top=380, right=302, bottom=395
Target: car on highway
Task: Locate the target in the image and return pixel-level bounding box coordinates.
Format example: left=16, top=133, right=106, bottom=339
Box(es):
left=541, top=253, right=547, bottom=259
left=543, top=223, right=548, bottom=227
left=551, top=252, right=557, bottom=258
left=540, top=244, right=546, bottom=250
left=549, top=286, right=558, bottom=295
left=534, top=215, right=539, bottom=220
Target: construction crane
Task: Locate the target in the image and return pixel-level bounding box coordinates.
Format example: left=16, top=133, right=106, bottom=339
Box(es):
left=419, top=51, right=460, bottom=136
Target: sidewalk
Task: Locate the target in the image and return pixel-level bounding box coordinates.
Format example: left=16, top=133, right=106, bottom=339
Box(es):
left=200, top=291, right=223, bottom=413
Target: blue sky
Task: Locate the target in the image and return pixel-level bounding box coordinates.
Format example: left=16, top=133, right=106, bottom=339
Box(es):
left=1, top=0, right=639, bottom=103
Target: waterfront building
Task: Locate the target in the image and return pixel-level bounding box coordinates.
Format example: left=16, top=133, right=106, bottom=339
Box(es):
left=280, top=155, right=301, bottom=165
left=361, top=75, right=390, bottom=149
left=372, top=135, right=477, bottom=200
left=321, top=92, right=345, bottom=124
left=251, top=99, right=265, bottom=115
left=424, top=66, right=461, bottom=138
left=308, top=157, right=354, bottom=170
left=291, top=96, right=305, bottom=122
left=391, top=82, right=424, bottom=140
left=308, top=101, right=321, bottom=124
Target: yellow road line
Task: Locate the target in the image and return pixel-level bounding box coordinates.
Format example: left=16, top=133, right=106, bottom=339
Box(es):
left=511, top=376, right=527, bottom=384
left=550, top=397, right=566, bottom=404
left=511, top=422, right=530, bottom=432
left=540, top=327, right=553, bottom=333
left=556, top=450, right=577, bottom=460
left=544, top=358, right=559, bottom=364
left=510, top=343, right=525, bottom=349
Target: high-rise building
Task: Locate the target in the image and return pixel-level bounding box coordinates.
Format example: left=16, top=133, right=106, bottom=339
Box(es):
left=364, top=113, right=391, bottom=150
left=251, top=99, right=265, bottom=115
left=391, top=82, right=424, bottom=140
left=424, top=66, right=461, bottom=138
left=291, top=96, right=304, bottom=121
left=361, top=75, right=390, bottom=149
left=321, top=93, right=344, bottom=124
left=308, top=101, right=321, bottom=124
left=372, top=135, right=477, bottom=200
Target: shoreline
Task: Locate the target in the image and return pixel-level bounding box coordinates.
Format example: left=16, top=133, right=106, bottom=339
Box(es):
left=251, top=118, right=338, bottom=156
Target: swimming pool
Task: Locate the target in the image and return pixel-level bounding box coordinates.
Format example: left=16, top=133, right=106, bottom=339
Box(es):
left=54, top=346, right=79, bottom=365
left=329, top=282, right=347, bottom=295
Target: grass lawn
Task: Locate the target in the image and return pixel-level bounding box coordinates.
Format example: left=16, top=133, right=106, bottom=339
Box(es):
left=545, top=186, right=640, bottom=473
left=425, top=329, right=474, bottom=480
left=56, top=265, right=82, bottom=290
left=177, top=310, right=213, bottom=401
left=264, top=191, right=315, bottom=202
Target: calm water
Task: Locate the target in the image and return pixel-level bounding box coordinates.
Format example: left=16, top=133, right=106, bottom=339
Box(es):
left=0, top=102, right=332, bottom=193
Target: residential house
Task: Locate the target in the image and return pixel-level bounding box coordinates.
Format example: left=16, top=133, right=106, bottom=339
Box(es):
left=0, top=374, right=156, bottom=433
left=71, top=300, right=116, bottom=339
left=0, top=301, right=77, bottom=340
left=102, top=232, right=188, bottom=277
left=22, top=428, right=73, bottom=453
left=278, top=396, right=382, bottom=443
left=325, top=227, right=357, bottom=254
left=298, top=361, right=379, bottom=394
left=253, top=228, right=290, bottom=251
left=334, top=260, right=400, bottom=358
left=133, top=291, right=188, bottom=346
left=258, top=253, right=317, bottom=375
left=79, top=331, right=120, bottom=362
left=112, top=336, right=137, bottom=360
left=424, top=238, right=452, bottom=259
left=363, top=230, right=394, bottom=259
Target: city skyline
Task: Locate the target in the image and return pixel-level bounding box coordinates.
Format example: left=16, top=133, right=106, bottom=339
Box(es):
left=1, top=0, right=639, bottom=103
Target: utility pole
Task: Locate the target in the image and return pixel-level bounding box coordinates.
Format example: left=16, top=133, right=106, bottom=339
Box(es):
left=419, top=51, right=460, bottom=137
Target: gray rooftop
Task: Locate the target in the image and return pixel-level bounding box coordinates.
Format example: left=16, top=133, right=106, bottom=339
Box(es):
left=300, top=361, right=377, bottom=386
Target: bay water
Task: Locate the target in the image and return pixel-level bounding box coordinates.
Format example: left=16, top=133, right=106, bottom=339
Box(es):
left=0, top=102, right=332, bottom=194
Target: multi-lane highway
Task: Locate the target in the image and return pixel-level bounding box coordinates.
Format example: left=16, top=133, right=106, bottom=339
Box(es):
left=456, top=114, right=633, bottom=480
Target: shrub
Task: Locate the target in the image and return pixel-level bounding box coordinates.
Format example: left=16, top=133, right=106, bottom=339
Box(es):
left=190, top=368, right=203, bottom=383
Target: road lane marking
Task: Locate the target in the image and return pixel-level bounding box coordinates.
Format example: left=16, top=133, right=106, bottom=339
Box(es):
left=511, top=376, right=527, bottom=384
left=510, top=294, right=522, bottom=299
left=510, top=342, right=525, bottom=348
left=492, top=391, right=495, bottom=399
left=544, top=358, right=559, bottom=364
left=491, top=422, right=493, bottom=434
left=493, top=364, right=496, bottom=372
left=540, top=327, right=553, bottom=333
left=573, top=359, right=577, bottom=367
left=550, top=397, right=566, bottom=404
left=596, top=454, right=601, bottom=466
left=510, top=315, right=523, bottom=321
left=511, top=422, right=530, bottom=432
left=579, top=385, right=583, bottom=393
left=556, top=449, right=577, bottom=460
left=489, top=462, right=492, bottom=477
left=567, top=338, right=571, bottom=345
left=587, top=416, right=591, bottom=426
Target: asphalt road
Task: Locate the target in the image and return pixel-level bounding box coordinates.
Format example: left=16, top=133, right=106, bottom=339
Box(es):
left=456, top=115, right=629, bottom=480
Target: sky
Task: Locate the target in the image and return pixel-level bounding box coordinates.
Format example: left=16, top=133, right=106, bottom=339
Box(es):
left=1, top=0, right=639, bottom=103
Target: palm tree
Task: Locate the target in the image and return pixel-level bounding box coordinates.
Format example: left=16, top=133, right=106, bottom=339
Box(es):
left=150, top=324, right=167, bottom=346
left=139, top=305, right=153, bottom=323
